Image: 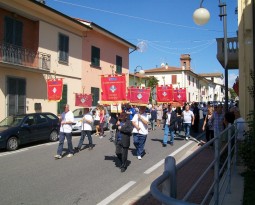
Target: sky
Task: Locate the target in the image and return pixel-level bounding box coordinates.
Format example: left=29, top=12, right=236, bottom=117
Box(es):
left=45, top=0, right=239, bottom=87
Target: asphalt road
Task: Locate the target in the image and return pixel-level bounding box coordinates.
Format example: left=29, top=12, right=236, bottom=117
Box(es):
left=0, top=126, right=198, bottom=205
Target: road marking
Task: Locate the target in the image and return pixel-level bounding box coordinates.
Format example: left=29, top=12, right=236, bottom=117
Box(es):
left=0, top=148, right=29, bottom=157
left=144, top=141, right=193, bottom=174
left=97, top=181, right=136, bottom=205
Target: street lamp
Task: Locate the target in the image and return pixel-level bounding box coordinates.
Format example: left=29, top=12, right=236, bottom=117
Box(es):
left=193, top=0, right=228, bottom=113
left=134, top=66, right=145, bottom=86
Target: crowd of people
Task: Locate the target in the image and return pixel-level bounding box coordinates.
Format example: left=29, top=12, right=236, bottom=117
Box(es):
left=54, top=101, right=246, bottom=173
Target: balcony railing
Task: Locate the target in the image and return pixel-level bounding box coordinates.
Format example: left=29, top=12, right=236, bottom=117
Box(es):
left=216, top=37, right=238, bottom=69
left=0, top=42, right=51, bottom=71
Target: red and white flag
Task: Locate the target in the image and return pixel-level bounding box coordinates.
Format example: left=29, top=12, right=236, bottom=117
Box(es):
left=75, top=93, right=92, bottom=107
left=47, top=78, right=63, bottom=101
left=156, top=85, right=174, bottom=103
left=127, top=87, right=151, bottom=105
left=101, top=74, right=126, bottom=101
left=173, top=88, right=187, bottom=103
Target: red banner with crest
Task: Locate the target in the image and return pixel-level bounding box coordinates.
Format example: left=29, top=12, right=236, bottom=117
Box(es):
left=47, top=78, right=63, bottom=101
left=173, top=88, right=187, bottom=103
left=156, top=85, right=174, bottom=103
left=101, top=74, right=126, bottom=101
left=75, top=93, right=92, bottom=107
left=127, top=87, right=151, bottom=105
left=233, top=81, right=239, bottom=96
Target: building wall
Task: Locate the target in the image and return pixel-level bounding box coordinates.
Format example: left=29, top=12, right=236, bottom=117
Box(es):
left=238, top=0, right=254, bottom=119
left=82, top=30, right=130, bottom=96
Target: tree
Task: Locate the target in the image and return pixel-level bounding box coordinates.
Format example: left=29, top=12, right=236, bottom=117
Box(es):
left=147, top=76, right=159, bottom=103
left=229, top=88, right=237, bottom=100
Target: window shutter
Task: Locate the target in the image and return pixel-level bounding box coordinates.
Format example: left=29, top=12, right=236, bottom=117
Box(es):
left=172, top=75, right=177, bottom=84
left=91, top=87, right=99, bottom=106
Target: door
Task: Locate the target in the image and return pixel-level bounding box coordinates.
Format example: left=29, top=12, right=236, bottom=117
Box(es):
left=19, top=115, right=37, bottom=144
left=7, top=77, right=26, bottom=116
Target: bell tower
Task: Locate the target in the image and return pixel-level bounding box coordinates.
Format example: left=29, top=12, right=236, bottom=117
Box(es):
left=180, top=54, right=191, bottom=70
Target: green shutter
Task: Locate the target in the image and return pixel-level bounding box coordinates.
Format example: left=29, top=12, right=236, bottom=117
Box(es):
left=57, top=84, right=67, bottom=114
left=91, top=46, right=100, bottom=67
left=116, top=55, right=122, bottom=74
left=91, top=87, right=99, bottom=106
left=58, top=34, right=69, bottom=63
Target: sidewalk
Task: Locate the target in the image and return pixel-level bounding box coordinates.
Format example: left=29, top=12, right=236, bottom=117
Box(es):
left=126, top=146, right=244, bottom=205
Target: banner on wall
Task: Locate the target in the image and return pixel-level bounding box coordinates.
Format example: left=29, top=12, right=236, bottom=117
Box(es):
left=127, top=87, right=151, bottom=105
left=101, top=74, right=126, bottom=102
left=156, top=85, right=174, bottom=103
left=75, top=93, right=92, bottom=107
left=47, top=78, right=63, bottom=101
left=173, top=88, right=187, bottom=104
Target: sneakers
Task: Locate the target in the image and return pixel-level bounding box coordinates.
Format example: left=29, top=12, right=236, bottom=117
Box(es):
left=67, top=153, right=74, bottom=158
left=137, top=156, right=142, bottom=160
left=162, top=144, right=167, bottom=147
left=185, top=136, right=190, bottom=141
left=99, top=136, right=103, bottom=139
left=74, top=147, right=81, bottom=152
left=88, top=146, right=93, bottom=150
left=54, top=154, right=62, bottom=159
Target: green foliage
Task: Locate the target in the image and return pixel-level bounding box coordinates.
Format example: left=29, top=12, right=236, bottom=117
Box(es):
left=229, top=88, right=237, bottom=99
left=242, top=171, right=255, bottom=205
left=239, top=111, right=255, bottom=172
left=147, top=76, right=159, bottom=102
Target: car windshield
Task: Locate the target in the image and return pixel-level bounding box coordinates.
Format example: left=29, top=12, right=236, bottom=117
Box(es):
left=0, top=115, right=25, bottom=127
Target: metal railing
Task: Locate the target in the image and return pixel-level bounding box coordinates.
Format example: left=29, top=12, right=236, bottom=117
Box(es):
left=150, top=123, right=239, bottom=205
left=0, top=42, right=51, bottom=71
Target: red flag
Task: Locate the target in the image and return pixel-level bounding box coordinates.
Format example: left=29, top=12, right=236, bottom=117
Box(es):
left=173, top=88, right=187, bottom=103
left=233, top=81, right=239, bottom=96
left=156, top=85, right=174, bottom=103
left=101, top=74, right=126, bottom=101
left=75, top=93, right=92, bottom=107
left=47, top=78, right=63, bottom=101
left=127, top=87, right=151, bottom=105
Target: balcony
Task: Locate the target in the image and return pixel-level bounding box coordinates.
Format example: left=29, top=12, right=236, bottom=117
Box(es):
left=0, top=42, right=51, bottom=72
left=216, top=37, right=238, bottom=69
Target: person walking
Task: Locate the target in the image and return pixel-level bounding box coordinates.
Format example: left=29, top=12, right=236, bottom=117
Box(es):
left=75, top=107, right=94, bottom=151
left=182, top=104, right=194, bottom=140
left=150, top=105, right=157, bottom=131
left=99, top=106, right=105, bottom=139
left=93, top=107, right=100, bottom=136
left=113, top=112, right=133, bottom=172
left=192, top=102, right=200, bottom=133
left=132, top=106, right=149, bottom=160
left=162, top=104, right=177, bottom=147
left=156, top=104, right=163, bottom=127
left=109, top=112, right=118, bottom=142
left=212, top=103, right=224, bottom=138
left=55, top=104, right=74, bottom=159
left=202, top=105, right=214, bottom=143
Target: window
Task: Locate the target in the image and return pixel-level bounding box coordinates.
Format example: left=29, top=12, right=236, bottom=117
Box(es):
left=4, top=16, right=23, bottom=46
left=188, top=76, right=190, bottom=85
left=91, top=87, right=99, bottom=106
left=58, top=33, right=69, bottom=63
left=172, top=75, right=177, bottom=84
left=91, top=46, right=100, bottom=67
left=116, top=55, right=122, bottom=74
left=37, top=115, right=47, bottom=124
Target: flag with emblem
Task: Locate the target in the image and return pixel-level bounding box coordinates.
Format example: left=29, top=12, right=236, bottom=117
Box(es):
left=75, top=93, right=92, bottom=107
left=101, top=74, right=126, bottom=101
left=156, top=85, right=174, bottom=103
left=47, top=78, right=63, bottom=101
left=173, top=88, right=187, bottom=103
left=127, top=87, right=151, bottom=105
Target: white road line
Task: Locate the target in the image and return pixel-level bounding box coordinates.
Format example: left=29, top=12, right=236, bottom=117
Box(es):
left=97, top=181, right=136, bottom=205
left=0, top=148, right=29, bottom=157
left=144, top=141, right=193, bottom=174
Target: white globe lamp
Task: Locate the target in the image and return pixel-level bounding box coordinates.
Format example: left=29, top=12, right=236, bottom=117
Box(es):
left=193, top=7, right=210, bottom=25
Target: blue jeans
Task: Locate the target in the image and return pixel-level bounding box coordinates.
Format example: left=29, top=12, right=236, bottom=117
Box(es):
left=77, top=130, right=93, bottom=149
left=57, top=132, right=74, bottom=155
left=150, top=119, right=155, bottom=130
left=183, top=123, right=191, bottom=137
left=133, top=133, right=147, bottom=157
left=163, top=125, right=175, bottom=145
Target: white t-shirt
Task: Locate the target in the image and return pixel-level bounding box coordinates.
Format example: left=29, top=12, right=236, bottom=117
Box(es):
left=81, top=114, right=93, bottom=131
left=94, top=109, right=100, bottom=121
left=60, top=110, right=74, bottom=133
left=182, top=110, right=194, bottom=123
left=132, top=113, right=149, bottom=135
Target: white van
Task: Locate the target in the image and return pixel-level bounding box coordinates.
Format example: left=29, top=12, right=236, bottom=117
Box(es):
left=72, top=106, right=109, bottom=134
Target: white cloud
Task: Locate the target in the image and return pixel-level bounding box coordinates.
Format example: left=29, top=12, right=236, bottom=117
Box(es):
left=228, top=71, right=239, bottom=88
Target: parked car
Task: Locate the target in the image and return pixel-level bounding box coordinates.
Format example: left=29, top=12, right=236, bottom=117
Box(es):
left=0, top=112, right=60, bottom=151
left=72, top=106, right=110, bottom=134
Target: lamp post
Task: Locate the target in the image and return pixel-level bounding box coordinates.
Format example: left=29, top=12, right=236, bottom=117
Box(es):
left=193, top=0, right=228, bottom=113
left=134, top=66, right=145, bottom=86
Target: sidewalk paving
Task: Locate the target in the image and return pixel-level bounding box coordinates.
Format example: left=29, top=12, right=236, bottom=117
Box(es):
left=127, top=146, right=244, bottom=205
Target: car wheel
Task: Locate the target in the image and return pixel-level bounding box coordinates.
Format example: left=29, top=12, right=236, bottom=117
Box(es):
left=49, top=130, right=59, bottom=142
left=6, top=137, right=19, bottom=151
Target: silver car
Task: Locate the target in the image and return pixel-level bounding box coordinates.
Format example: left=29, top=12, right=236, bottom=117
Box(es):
left=72, top=106, right=109, bottom=134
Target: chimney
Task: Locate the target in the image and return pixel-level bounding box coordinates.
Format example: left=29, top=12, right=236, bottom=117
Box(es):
left=180, top=54, right=191, bottom=70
